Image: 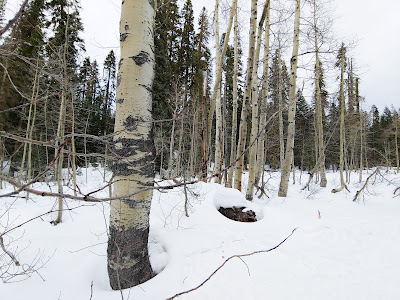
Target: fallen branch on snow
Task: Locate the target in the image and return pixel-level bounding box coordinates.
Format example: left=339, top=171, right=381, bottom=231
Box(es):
left=166, top=228, right=298, bottom=300
left=353, top=168, right=379, bottom=202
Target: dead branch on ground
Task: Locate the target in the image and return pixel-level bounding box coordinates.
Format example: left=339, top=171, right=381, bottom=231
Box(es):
left=166, top=228, right=297, bottom=300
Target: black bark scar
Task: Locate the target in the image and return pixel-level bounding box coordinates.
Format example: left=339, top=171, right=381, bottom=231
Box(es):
left=130, top=51, right=150, bottom=66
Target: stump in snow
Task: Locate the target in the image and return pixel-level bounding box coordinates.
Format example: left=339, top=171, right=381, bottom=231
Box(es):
left=218, top=207, right=257, bottom=222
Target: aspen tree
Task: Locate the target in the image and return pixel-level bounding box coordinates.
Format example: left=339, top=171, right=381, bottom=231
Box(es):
left=255, top=3, right=270, bottom=186
left=394, top=109, right=399, bottom=173
left=234, top=0, right=257, bottom=191
left=107, top=0, right=156, bottom=289
left=278, top=46, right=285, bottom=169
left=227, top=8, right=239, bottom=188
left=246, top=0, right=270, bottom=200
left=313, top=0, right=327, bottom=187
left=331, top=43, right=347, bottom=193
left=214, top=0, right=223, bottom=183
left=356, top=77, right=364, bottom=181
left=278, top=0, right=301, bottom=197
left=206, top=0, right=237, bottom=178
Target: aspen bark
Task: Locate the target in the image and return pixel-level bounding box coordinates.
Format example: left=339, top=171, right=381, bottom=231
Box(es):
left=394, top=110, right=399, bottom=173
left=246, top=0, right=270, bottom=200
left=206, top=0, right=237, bottom=165
left=254, top=3, right=270, bottom=186
left=201, top=71, right=208, bottom=181
left=331, top=46, right=347, bottom=193
left=107, top=0, right=155, bottom=289
left=234, top=0, right=257, bottom=191
left=167, top=87, right=178, bottom=178
left=278, top=0, right=301, bottom=197
left=277, top=46, right=285, bottom=169
left=54, top=12, right=71, bottom=224
left=313, top=0, right=327, bottom=187
left=356, top=78, right=364, bottom=181
left=227, top=10, right=239, bottom=188
left=214, top=0, right=223, bottom=183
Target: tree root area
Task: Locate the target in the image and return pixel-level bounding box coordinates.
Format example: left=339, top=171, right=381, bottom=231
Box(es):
left=218, top=207, right=257, bottom=222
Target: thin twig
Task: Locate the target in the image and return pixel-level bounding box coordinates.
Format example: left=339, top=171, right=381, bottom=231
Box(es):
left=166, top=228, right=297, bottom=300
left=0, top=236, right=20, bottom=266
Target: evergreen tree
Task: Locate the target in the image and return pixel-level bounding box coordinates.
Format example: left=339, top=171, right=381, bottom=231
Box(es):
left=294, top=91, right=314, bottom=170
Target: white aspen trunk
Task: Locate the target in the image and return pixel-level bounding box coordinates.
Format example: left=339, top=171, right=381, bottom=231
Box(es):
left=234, top=0, right=257, bottom=191
left=246, top=0, right=270, bottom=200
left=201, top=71, right=208, bottom=181
left=331, top=49, right=346, bottom=193
left=313, top=0, right=327, bottom=187
left=176, top=90, right=185, bottom=177
left=206, top=0, right=237, bottom=163
left=167, top=88, right=178, bottom=178
left=54, top=11, right=70, bottom=224
left=107, top=0, right=155, bottom=289
left=227, top=10, right=239, bottom=188
left=278, top=46, right=285, bottom=170
left=18, top=63, right=40, bottom=184
left=278, top=0, right=301, bottom=197
left=0, top=136, right=3, bottom=188
left=359, top=99, right=364, bottom=181
left=189, top=104, right=198, bottom=177
left=395, top=112, right=399, bottom=173
left=254, top=3, right=270, bottom=186
left=214, top=0, right=223, bottom=183
left=54, top=91, right=66, bottom=224
left=26, top=76, right=39, bottom=201
left=70, top=94, right=77, bottom=196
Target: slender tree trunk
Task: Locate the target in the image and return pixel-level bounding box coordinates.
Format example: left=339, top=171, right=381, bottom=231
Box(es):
left=277, top=47, right=285, bottom=170
left=18, top=63, right=40, bottom=184
left=278, top=0, right=301, bottom=197
left=313, top=0, right=327, bottom=187
left=255, top=3, right=270, bottom=186
left=167, top=87, right=178, bottom=178
left=107, top=0, right=156, bottom=289
left=246, top=0, right=270, bottom=200
left=234, top=0, right=257, bottom=191
left=332, top=48, right=347, bottom=193
left=395, top=111, right=399, bottom=173
left=54, top=12, right=71, bottom=224
left=358, top=80, right=364, bottom=181
left=26, top=75, right=39, bottom=201
left=214, top=0, right=223, bottom=183
left=201, top=71, right=208, bottom=181
left=176, top=87, right=186, bottom=177
left=70, top=94, right=77, bottom=196
left=207, top=0, right=237, bottom=166
left=227, top=10, right=239, bottom=188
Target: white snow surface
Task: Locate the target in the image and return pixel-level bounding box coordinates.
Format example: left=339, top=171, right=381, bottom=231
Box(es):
left=1, top=167, right=400, bottom=299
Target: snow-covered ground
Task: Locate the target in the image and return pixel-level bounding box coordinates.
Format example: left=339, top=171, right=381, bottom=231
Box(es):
left=1, top=167, right=400, bottom=299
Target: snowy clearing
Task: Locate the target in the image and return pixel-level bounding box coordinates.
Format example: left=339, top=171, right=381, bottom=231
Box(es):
left=1, top=167, right=400, bottom=299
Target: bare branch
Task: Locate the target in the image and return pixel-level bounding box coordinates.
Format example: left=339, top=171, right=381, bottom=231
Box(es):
left=0, top=0, right=30, bottom=37
left=167, top=228, right=298, bottom=299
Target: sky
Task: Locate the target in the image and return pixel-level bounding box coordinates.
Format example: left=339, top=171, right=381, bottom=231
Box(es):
left=4, top=0, right=400, bottom=112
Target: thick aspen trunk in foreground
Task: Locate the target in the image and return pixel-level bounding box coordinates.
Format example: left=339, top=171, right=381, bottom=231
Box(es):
left=278, top=0, right=301, bottom=197
left=234, top=0, right=257, bottom=191
left=107, top=0, right=155, bottom=290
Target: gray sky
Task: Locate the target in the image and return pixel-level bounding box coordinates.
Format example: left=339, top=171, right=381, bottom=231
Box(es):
left=4, top=0, right=400, bottom=112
